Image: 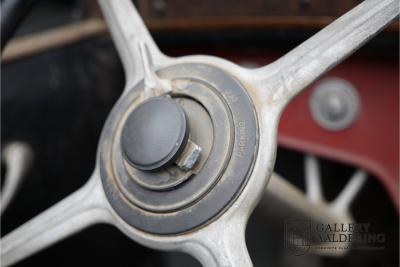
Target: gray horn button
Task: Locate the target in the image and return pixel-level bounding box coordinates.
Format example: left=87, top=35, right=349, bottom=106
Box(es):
left=121, top=97, right=189, bottom=171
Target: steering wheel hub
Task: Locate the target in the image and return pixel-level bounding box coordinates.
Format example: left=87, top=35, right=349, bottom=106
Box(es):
left=99, top=63, right=258, bottom=234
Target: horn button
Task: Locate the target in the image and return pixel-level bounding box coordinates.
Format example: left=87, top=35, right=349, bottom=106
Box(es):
left=121, top=97, right=190, bottom=172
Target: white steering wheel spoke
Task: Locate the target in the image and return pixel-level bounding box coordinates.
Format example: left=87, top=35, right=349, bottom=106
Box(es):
left=252, top=0, right=398, bottom=109
left=182, top=215, right=252, bottom=267
left=97, top=0, right=170, bottom=91
left=1, top=170, right=113, bottom=266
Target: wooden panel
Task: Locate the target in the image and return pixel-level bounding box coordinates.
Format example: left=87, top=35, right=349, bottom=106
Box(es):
left=137, top=0, right=399, bottom=32
left=138, top=0, right=363, bottom=18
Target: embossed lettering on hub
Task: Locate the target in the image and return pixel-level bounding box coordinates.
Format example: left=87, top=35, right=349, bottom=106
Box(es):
left=237, top=121, right=247, bottom=157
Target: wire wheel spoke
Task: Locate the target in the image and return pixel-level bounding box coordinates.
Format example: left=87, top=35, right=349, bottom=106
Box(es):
left=0, top=142, right=33, bottom=214
left=262, top=154, right=368, bottom=256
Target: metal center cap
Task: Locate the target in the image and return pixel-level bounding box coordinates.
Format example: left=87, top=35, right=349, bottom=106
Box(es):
left=121, top=96, right=189, bottom=171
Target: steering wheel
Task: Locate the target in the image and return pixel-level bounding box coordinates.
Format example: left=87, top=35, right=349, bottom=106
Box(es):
left=1, top=0, right=398, bottom=266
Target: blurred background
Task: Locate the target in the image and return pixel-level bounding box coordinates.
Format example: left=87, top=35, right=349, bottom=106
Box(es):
left=1, top=0, right=398, bottom=266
